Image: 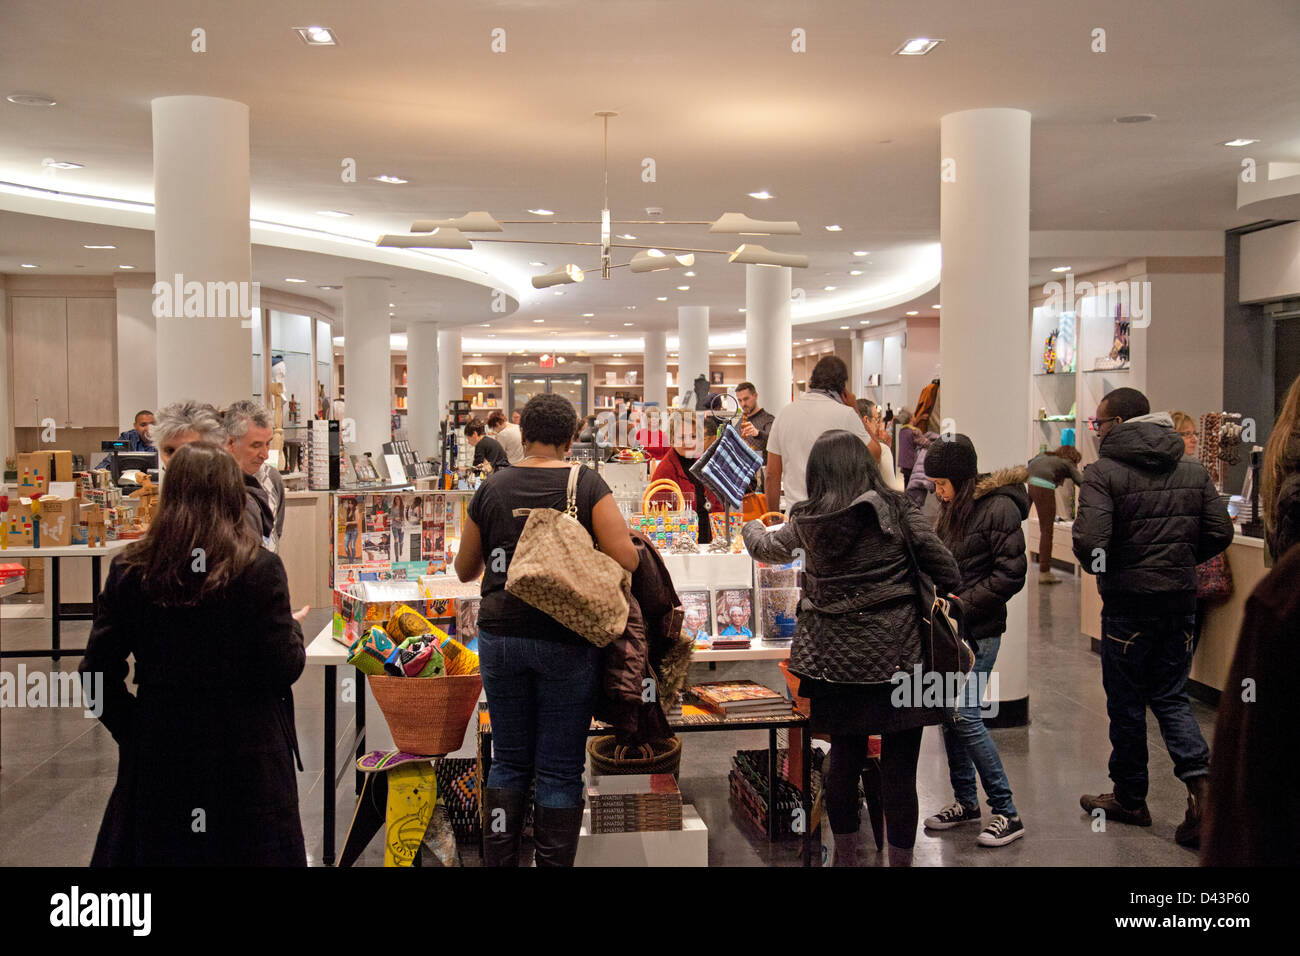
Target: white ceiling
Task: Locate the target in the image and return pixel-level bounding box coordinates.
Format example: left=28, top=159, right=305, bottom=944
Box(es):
left=1, top=0, right=1297, bottom=341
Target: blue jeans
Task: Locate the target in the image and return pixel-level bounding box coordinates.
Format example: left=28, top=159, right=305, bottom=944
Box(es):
left=941, top=636, right=1018, bottom=817
left=1100, top=613, right=1209, bottom=804
left=343, top=527, right=358, bottom=560
left=478, top=628, right=602, bottom=809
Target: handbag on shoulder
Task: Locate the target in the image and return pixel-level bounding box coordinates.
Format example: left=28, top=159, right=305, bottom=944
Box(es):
left=896, top=503, right=975, bottom=676
left=505, top=463, right=632, bottom=647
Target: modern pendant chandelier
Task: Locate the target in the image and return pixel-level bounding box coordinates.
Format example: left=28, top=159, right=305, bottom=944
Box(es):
left=377, top=112, right=809, bottom=288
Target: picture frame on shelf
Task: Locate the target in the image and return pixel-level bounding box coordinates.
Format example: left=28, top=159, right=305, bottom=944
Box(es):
left=714, top=588, right=754, bottom=640
left=710, top=371, right=725, bottom=385
left=680, top=589, right=713, bottom=648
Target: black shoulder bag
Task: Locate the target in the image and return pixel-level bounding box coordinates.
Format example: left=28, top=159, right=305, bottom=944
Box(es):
left=894, top=500, right=975, bottom=677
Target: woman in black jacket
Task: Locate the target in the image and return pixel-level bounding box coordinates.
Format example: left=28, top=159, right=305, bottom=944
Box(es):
left=744, top=430, right=960, bottom=866
left=922, top=434, right=1029, bottom=848
left=79, top=442, right=309, bottom=866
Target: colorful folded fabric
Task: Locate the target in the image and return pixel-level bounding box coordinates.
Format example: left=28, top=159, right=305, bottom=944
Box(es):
left=689, top=422, right=763, bottom=509
left=385, top=603, right=436, bottom=644
left=430, top=633, right=480, bottom=676
left=398, top=636, right=446, bottom=678
left=348, top=626, right=397, bottom=675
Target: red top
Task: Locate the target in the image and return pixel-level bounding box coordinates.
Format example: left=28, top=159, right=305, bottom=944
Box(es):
left=649, top=449, right=724, bottom=514
left=635, top=429, right=670, bottom=460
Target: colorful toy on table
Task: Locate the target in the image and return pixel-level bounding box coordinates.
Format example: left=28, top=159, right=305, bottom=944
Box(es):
left=28, top=495, right=42, bottom=549
left=129, top=475, right=158, bottom=527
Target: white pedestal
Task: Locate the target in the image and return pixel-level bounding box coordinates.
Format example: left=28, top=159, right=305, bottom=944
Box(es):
left=576, top=805, right=708, bottom=867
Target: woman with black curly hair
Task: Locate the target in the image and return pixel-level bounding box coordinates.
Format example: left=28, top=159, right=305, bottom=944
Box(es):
left=455, top=393, right=638, bottom=867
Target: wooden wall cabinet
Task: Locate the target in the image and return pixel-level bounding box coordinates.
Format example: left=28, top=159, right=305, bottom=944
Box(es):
left=10, top=295, right=116, bottom=428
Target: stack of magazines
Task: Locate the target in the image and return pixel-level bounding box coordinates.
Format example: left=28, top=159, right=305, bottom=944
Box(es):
left=586, top=774, right=683, bottom=833
left=689, top=680, right=790, bottom=718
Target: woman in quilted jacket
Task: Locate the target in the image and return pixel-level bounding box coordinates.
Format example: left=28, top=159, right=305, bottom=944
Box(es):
left=923, top=434, right=1030, bottom=849
left=743, top=430, right=960, bottom=866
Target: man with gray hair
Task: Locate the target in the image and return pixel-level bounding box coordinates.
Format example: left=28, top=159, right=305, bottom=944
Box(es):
left=153, top=400, right=226, bottom=466
left=222, top=400, right=285, bottom=551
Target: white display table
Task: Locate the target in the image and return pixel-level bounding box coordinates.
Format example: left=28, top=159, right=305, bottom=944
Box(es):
left=577, top=806, right=708, bottom=867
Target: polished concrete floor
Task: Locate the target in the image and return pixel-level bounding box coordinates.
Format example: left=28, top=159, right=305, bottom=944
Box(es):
left=0, top=568, right=1216, bottom=866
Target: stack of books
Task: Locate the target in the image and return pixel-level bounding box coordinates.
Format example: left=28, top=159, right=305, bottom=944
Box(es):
left=709, top=633, right=753, bottom=650
left=689, top=680, right=790, bottom=718
left=586, top=774, right=683, bottom=833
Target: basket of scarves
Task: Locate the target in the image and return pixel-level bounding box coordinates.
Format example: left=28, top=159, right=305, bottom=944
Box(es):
left=631, top=479, right=698, bottom=549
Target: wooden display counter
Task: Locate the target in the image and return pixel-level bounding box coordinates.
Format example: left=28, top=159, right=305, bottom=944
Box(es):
left=280, top=489, right=333, bottom=610
left=1079, top=531, right=1267, bottom=697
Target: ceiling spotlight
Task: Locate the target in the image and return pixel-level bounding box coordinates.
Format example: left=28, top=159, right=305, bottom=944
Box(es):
left=20, top=263, right=37, bottom=269
left=617, top=233, right=637, bottom=240
left=531, top=264, right=584, bottom=288
left=683, top=271, right=696, bottom=277
left=556, top=356, right=566, bottom=363
left=388, top=303, right=395, bottom=307
left=656, top=296, right=668, bottom=301
left=316, top=210, right=352, bottom=218
left=840, top=325, right=850, bottom=330
left=906, top=310, right=919, bottom=316
left=318, top=284, right=341, bottom=291
left=480, top=323, right=491, bottom=327
left=295, top=25, right=338, bottom=45
left=42, top=159, right=83, bottom=169
left=739, top=308, right=746, bottom=313
left=710, top=213, right=800, bottom=236
left=747, top=190, right=774, bottom=200
left=472, top=353, right=483, bottom=357
left=824, top=286, right=837, bottom=291
left=582, top=312, right=594, bottom=317
left=728, top=244, right=810, bottom=269
left=849, top=269, right=863, bottom=275
left=553, top=290, right=565, bottom=296
left=285, top=277, right=307, bottom=284
left=853, top=250, right=870, bottom=256
left=630, top=249, right=694, bottom=273
left=1222, top=138, right=1258, bottom=147
left=118, top=264, right=134, bottom=270
left=1050, top=265, right=1071, bottom=273
left=7, top=92, right=56, bottom=107
left=534, top=319, right=545, bottom=323
left=825, top=225, right=843, bottom=232
left=932, top=304, right=941, bottom=309
left=623, top=322, right=634, bottom=326
left=377, top=228, right=472, bottom=250
left=369, top=174, right=408, bottom=184
left=625, top=305, right=637, bottom=310
left=609, top=334, right=618, bottom=338
left=677, top=285, right=690, bottom=291
left=83, top=244, right=116, bottom=249
left=859, top=319, right=869, bottom=324
left=528, top=261, right=546, bottom=267
left=894, top=37, right=943, bottom=55
left=527, top=208, right=554, bottom=216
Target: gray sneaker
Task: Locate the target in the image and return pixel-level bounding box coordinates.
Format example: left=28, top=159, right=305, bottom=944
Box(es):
left=924, top=802, right=981, bottom=830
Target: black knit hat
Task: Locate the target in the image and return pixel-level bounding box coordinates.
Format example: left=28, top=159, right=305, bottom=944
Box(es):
left=925, top=433, right=978, bottom=482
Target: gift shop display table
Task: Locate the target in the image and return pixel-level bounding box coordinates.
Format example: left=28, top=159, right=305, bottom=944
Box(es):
left=0, top=540, right=130, bottom=661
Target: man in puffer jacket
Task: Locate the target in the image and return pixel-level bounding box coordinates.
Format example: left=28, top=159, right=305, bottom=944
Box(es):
left=1073, top=387, right=1233, bottom=850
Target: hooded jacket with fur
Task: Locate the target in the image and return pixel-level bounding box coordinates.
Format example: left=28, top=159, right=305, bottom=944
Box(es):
left=1072, top=413, right=1233, bottom=616
left=943, top=466, right=1031, bottom=641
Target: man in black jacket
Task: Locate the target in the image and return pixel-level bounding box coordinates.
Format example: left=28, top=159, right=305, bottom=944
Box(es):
left=465, top=418, right=510, bottom=472
left=1073, top=387, right=1233, bottom=849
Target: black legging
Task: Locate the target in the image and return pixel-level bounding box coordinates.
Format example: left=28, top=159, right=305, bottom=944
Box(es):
left=825, top=727, right=924, bottom=850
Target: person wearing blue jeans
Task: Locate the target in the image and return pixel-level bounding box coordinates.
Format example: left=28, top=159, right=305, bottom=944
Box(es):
left=939, top=636, right=1017, bottom=826
left=1100, top=614, right=1209, bottom=808
left=923, top=434, right=1031, bottom=847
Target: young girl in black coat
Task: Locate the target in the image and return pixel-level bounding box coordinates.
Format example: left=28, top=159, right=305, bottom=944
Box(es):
left=744, top=430, right=960, bottom=866
left=922, top=434, right=1029, bottom=848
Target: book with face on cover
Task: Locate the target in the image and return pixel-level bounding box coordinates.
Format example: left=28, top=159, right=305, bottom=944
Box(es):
left=689, top=680, right=787, bottom=714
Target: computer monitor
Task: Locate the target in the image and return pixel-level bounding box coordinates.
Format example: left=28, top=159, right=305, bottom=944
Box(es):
left=113, top=452, right=159, bottom=486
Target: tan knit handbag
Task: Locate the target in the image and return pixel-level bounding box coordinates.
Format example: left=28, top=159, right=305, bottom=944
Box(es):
left=505, top=463, right=632, bottom=646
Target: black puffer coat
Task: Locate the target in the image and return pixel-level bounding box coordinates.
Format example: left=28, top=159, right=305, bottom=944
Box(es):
left=1072, top=415, right=1234, bottom=616
left=743, top=492, right=959, bottom=684
left=943, top=467, right=1031, bottom=642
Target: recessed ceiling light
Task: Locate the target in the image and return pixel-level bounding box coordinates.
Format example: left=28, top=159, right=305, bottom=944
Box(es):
left=42, top=159, right=83, bottom=169
left=609, top=334, right=618, bottom=338
left=747, top=190, right=774, bottom=200
left=527, top=209, right=554, bottom=216
left=840, top=325, right=850, bottom=330
left=824, top=286, right=837, bottom=291
left=7, top=92, right=56, bottom=107
left=804, top=338, right=814, bottom=343
left=684, top=271, right=696, bottom=277
left=677, top=285, right=690, bottom=291
left=528, top=261, right=546, bottom=267
left=849, top=269, right=863, bottom=275
left=294, top=26, right=338, bottom=45
left=582, top=312, right=594, bottom=317
left=83, top=244, right=116, bottom=249
left=625, top=305, right=637, bottom=310
left=931, top=304, right=941, bottom=309
left=739, top=308, right=746, bottom=313
left=1222, top=138, right=1259, bottom=147
left=370, top=174, right=407, bottom=184
left=20, top=263, right=38, bottom=269
left=906, top=310, right=918, bottom=316
left=286, top=277, right=307, bottom=283
left=894, top=37, right=943, bottom=55
left=472, top=353, right=482, bottom=357
left=859, top=319, right=869, bottom=324
left=480, top=323, right=491, bottom=327
left=318, top=284, right=341, bottom=291
left=1050, top=265, right=1071, bottom=273
left=534, top=319, right=545, bottom=323
left=553, top=290, right=565, bottom=296
left=118, top=264, right=134, bottom=270
left=853, top=250, right=870, bottom=256
left=488, top=334, right=496, bottom=337
left=1114, top=113, right=1157, bottom=124
left=388, top=303, right=395, bottom=307
left=825, top=225, right=842, bottom=232
left=388, top=312, right=394, bottom=317
left=624, top=322, right=634, bottom=326
left=656, top=296, right=668, bottom=301
left=617, top=233, right=636, bottom=240
left=316, top=209, right=352, bottom=218
left=727, top=353, right=736, bottom=357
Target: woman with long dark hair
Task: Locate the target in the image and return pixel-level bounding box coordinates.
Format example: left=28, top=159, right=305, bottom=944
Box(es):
left=744, top=430, right=960, bottom=866
left=923, top=434, right=1030, bottom=847
left=79, top=442, right=309, bottom=866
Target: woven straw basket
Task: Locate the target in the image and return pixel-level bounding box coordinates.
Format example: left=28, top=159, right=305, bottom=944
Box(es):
left=587, top=734, right=683, bottom=776
left=367, top=673, right=483, bottom=756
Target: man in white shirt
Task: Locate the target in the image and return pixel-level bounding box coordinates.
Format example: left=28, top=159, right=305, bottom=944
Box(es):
left=765, top=356, right=872, bottom=512
left=487, top=409, right=524, bottom=464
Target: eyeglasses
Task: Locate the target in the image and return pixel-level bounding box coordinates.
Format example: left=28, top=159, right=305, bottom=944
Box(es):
left=1087, top=416, right=1121, bottom=432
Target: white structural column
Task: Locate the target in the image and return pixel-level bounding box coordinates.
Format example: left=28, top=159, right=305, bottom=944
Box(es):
left=115, top=275, right=158, bottom=427
left=342, top=278, right=392, bottom=459
left=643, top=329, right=668, bottom=412
left=940, top=107, right=1032, bottom=724
left=152, top=96, right=252, bottom=408
left=676, top=306, right=710, bottom=405
left=437, top=328, right=463, bottom=419
left=745, top=265, right=794, bottom=414
left=405, top=321, right=440, bottom=458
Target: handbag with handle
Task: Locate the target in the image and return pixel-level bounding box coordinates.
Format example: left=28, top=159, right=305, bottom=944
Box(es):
left=1195, top=552, right=1233, bottom=602
left=505, top=464, right=632, bottom=647
left=632, top=478, right=698, bottom=549
left=895, top=502, right=975, bottom=677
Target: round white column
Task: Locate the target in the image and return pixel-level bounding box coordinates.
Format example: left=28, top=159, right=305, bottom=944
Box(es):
left=405, top=321, right=440, bottom=459
left=437, top=328, right=462, bottom=419
left=940, top=107, right=1032, bottom=725
left=152, top=96, right=252, bottom=408
left=342, top=278, right=391, bottom=459
left=745, top=264, right=794, bottom=415
left=676, top=306, right=710, bottom=405
left=643, top=329, right=668, bottom=412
